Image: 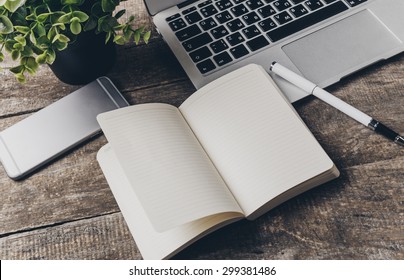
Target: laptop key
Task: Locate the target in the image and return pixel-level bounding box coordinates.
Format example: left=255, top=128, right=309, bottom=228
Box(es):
left=258, top=5, right=277, bottom=18
left=166, top=13, right=180, bottom=22
left=246, top=0, right=265, bottom=10
left=230, top=44, right=250, bottom=59
left=216, top=0, right=234, bottom=10
left=258, top=18, right=277, bottom=31
left=267, top=1, right=348, bottom=42
left=227, top=18, right=245, bottom=32
left=273, top=0, right=293, bottom=11
left=169, top=18, right=187, bottom=31
left=231, top=4, right=249, bottom=17
left=198, top=0, right=213, bottom=8
left=200, top=17, right=218, bottom=30
left=274, top=11, right=293, bottom=25
left=189, top=46, right=212, bottom=62
left=305, top=0, right=324, bottom=11
left=213, top=52, right=233, bottom=66
left=226, top=32, right=246, bottom=46
left=289, top=4, right=309, bottom=17
left=242, top=11, right=261, bottom=25
left=201, top=5, right=218, bottom=17
left=216, top=11, right=234, bottom=24
left=176, top=24, right=202, bottom=41
left=210, top=39, right=229, bottom=53
left=246, top=35, right=269, bottom=51
left=242, top=25, right=261, bottom=39
left=185, top=11, right=202, bottom=24
left=344, top=0, right=367, bottom=7
left=183, top=32, right=213, bottom=52
left=197, top=59, right=216, bottom=74
left=211, top=25, right=230, bottom=39
left=182, top=7, right=197, bottom=15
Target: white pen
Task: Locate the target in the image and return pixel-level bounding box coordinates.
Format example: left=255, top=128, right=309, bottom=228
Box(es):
left=269, top=62, right=404, bottom=147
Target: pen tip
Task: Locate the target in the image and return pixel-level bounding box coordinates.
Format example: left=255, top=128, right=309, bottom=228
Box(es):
left=395, top=135, right=404, bottom=147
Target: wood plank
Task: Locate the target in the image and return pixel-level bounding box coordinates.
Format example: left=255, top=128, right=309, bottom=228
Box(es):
left=0, top=213, right=141, bottom=260
left=294, top=55, right=404, bottom=168
left=0, top=80, right=195, bottom=235
left=1, top=157, right=402, bottom=259
left=0, top=0, right=164, bottom=117
left=0, top=0, right=403, bottom=260
left=0, top=39, right=188, bottom=117
left=0, top=74, right=402, bottom=236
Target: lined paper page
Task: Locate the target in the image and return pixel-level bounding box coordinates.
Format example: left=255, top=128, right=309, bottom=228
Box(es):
left=97, top=104, right=242, bottom=232
left=180, top=64, right=334, bottom=217
left=97, top=144, right=244, bottom=259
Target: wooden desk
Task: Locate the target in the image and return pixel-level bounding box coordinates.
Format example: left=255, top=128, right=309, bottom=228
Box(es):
left=0, top=1, right=403, bottom=260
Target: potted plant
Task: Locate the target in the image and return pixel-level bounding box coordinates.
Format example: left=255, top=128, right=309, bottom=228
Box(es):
left=0, top=0, right=150, bottom=84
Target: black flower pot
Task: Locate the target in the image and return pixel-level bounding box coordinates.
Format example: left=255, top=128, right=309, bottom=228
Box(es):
left=48, top=31, right=116, bottom=85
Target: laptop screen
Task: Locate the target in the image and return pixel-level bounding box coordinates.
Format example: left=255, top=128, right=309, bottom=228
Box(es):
left=144, top=0, right=184, bottom=16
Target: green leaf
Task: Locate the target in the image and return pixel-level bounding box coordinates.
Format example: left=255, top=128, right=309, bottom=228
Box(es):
left=98, top=15, right=119, bottom=33
left=52, top=33, right=61, bottom=43
left=123, top=28, right=132, bottom=41
left=26, top=13, right=36, bottom=21
left=47, top=26, right=57, bottom=40
left=133, top=30, right=140, bottom=45
left=143, top=31, right=151, bottom=44
left=70, top=18, right=82, bottom=35
left=105, top=31, right=112, bottom=43
left=30, top=31, right=37, bottom=45
left=37, top=13, right=51, bottom=23
left=71, top=11, right=89, bottom=22
left=15, top=25, right=31, bottom=34
left=36, top=52, right=47, bottom=64
left=54, top=41, right=68, bottom=51
left=4, top=40, right=14, bottom=52
left=114, top=9, right=126, bottom=19
left=83, top=17, right=97, bottom=31
left=4, top=0, right=26, bottom=13
left=57, top=34, right=70, bottom=43
left=61, top=0, right=82, bottom=5
left=58, top=13, right=72, bottom=24
left=25, top=57, right=39, bottom=72
left=35, top=23, right=46, bottom=37
left=0, top=52, right=4, bottom=63
left=10, top=10, right=26, bottom=26
left=13, top=42, right=24, bottom=51
left=46, top=48, right=56, bottom=64
left=113, top=34, right=125, bottom=45
left=10, top=65, right=24, bottom=74
left=101, top=0, right=119, bottom=13
left=0, top=15, right=14, bottom=34
left=20, top=46, right=33, bottom=57
left=14, top=35, right=26, bottom=46
left=15, top=72, right=26, bottom=83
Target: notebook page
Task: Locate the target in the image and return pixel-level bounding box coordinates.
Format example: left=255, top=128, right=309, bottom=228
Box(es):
left=97, top=144, right=244, bottom=260
left=97, top=104, right=242, bottom=232
left=180, top=64, right=334, bottom=217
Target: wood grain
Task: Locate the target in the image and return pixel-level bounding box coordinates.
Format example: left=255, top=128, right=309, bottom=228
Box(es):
left=0, top=0, right=403, bottom=260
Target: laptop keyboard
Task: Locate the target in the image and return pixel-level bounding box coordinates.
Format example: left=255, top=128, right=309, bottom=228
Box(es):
left=166, top=0, right=368, bottom=75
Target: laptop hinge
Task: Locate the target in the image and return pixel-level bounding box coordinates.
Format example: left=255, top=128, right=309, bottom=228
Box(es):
left=178, top=0, right=200, bottom=9
left=143, top=0, right=187, bottom=16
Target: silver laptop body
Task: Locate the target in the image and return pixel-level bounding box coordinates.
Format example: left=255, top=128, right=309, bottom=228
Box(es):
left=145, top=0, right=404, bottom=102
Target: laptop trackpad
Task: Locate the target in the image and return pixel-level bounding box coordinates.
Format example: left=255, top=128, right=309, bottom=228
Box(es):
left=282, top=10, right=402, bottom=85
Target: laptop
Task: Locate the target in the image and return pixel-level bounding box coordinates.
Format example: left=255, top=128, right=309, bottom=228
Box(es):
left=144, top=0, right=404, bottom=102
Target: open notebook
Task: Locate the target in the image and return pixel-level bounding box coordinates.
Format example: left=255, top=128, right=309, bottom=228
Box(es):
left=96, top=64, right=339, bottom=259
